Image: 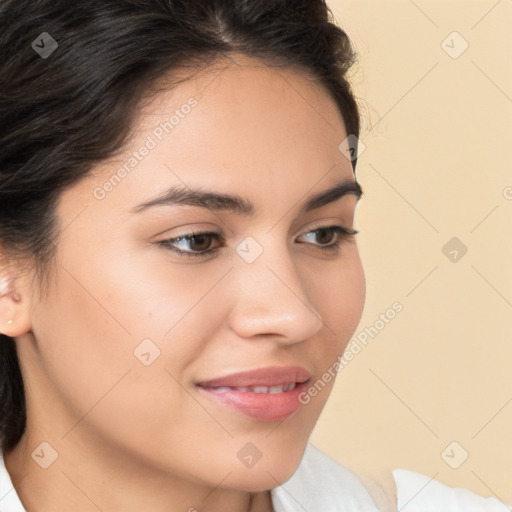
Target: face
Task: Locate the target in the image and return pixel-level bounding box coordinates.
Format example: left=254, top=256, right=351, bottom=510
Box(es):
left=13, top=54, right=365, bottom=492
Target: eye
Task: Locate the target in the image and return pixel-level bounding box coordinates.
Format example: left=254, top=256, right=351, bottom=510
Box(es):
left=158, top=230, right=224, bottom=258
left=296, top=225, right=358, bottom=255
left=157, top=225, right=358, bottom=259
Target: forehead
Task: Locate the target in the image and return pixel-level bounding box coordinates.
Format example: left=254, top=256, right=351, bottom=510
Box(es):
left=67, top=54, right=354, bottom=223
left=133, top=52, right=348, bottom=152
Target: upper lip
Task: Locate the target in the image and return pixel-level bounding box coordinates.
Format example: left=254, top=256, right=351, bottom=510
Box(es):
left=196, top=366, right=311, bottom=388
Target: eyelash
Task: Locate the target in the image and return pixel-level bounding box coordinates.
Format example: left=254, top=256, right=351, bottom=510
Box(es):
left=157, top=225, right=359, bottom=259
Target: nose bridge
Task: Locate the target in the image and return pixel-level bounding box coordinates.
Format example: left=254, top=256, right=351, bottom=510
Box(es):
left=227, top=233, right=324, bottom=342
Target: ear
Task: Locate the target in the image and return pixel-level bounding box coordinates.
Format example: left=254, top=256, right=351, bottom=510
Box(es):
left=0, top=261, right=33, bottom=338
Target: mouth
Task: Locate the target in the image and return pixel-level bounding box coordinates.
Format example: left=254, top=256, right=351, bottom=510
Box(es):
left=207, top=382, right=299, bottom=394
left=195, top=366, right=311, bottom=422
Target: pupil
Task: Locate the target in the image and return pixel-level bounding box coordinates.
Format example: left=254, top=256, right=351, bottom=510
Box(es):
left=317, top=228, right=333, bottom=244
left=192, top=234, right=210, bottom=251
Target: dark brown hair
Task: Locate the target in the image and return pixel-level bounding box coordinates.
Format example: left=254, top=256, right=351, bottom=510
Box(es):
left=0, top=0, right=360, bottom=453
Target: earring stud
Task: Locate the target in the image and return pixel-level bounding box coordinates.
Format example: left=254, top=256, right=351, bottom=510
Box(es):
left=7, top=320, right=13, bottom=325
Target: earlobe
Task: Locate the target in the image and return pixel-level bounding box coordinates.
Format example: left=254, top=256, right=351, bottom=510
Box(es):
left=0, top=271, right=32, bottom=338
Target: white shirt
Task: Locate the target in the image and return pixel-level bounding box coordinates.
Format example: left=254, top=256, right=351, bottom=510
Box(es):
left=270, top=443, right=380, bottom=510
left=392, top=468, right=511, bottom=512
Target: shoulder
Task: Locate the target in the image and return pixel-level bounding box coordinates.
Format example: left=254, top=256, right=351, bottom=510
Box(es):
left=269, top=444, right=512, bottom=512
left=392, top=468, right=512, bottom=512
left=270, top=443, right=381, bottom=512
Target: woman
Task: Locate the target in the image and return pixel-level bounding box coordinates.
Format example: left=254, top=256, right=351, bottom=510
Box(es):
left=0, top=1, right=507, bottom=510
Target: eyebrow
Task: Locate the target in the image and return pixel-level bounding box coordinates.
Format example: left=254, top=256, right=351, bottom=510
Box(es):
left=130, top=178, right=363, bottom=216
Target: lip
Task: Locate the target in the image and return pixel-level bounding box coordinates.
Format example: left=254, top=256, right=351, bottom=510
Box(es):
left=196, top=366, right=311, bottom=422
left=196, top=366, right=311, bottom=388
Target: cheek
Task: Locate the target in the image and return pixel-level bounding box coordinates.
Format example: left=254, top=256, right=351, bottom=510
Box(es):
left=36, top=218, right=234, bottom=390
left=315, top=248, right=366, bottom=350
left=30, top=264, right=138, bottom=421
left=30, top=254, right=216, bottom=463
left=342, top=251, right=366, bottom=327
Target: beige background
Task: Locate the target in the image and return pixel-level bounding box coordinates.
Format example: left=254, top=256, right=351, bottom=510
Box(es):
left=312, top=0, right=512, bottom=502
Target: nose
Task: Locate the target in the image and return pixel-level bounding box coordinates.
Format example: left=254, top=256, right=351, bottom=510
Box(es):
left=227, top=240, right=325, bottom=345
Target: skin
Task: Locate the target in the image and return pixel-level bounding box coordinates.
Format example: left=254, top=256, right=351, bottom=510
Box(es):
left=0, top=53, right=366, bottom=512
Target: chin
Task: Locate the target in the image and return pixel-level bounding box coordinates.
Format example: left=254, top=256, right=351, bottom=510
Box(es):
left=226, top=460, right=303, bottom=492
left=221, top=436, right=309, bottom=492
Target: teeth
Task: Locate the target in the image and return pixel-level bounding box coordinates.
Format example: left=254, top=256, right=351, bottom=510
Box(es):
left=252, top=386, right=270, bottom=393
left=213, top=383, right=297, bottom=393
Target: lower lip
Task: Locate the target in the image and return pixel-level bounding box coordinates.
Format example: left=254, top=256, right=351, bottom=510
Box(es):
left=196, top=381, right=309, bottom=422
